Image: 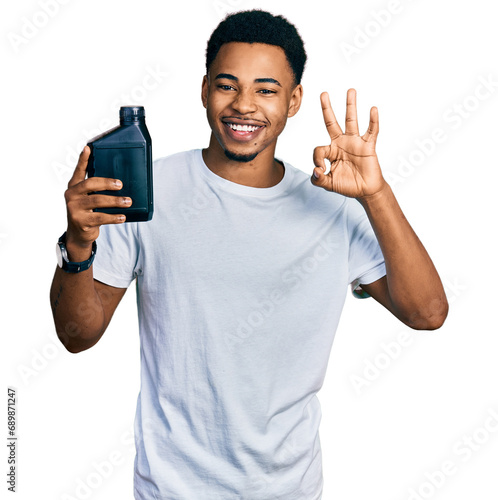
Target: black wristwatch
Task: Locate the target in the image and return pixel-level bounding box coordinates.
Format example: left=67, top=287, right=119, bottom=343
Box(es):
left=56, top=232, right=97, bottom=273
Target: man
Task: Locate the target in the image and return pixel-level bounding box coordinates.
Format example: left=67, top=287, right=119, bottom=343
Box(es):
left=50, top=9, right=448, bottom=500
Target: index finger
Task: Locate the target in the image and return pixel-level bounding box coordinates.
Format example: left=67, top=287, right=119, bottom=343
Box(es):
left=361, top=106, right=379, bottom=144
left=320, top=92, right=343, bottom=140
left=67, top=145, right=90, bottom=188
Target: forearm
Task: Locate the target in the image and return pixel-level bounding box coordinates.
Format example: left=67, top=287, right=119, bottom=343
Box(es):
left=359, top=183, right=448, bottom=329
left=50, top=243, right=106, bottom=353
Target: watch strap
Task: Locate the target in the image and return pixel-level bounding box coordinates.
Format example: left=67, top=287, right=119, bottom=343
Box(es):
left=58, top=232, right=97, bottom=273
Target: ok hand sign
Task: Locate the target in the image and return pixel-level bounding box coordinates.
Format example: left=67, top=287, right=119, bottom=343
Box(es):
left=311, top=89, right=387, bottom=199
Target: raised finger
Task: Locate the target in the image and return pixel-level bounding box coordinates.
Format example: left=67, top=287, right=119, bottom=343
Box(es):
left=320, top=92, right=343, bottom=140
left=362, top=106, right=379, bottom=144
left=345, top=88, right=359, bottom=136
left=68, top=146, right=91, bottom=188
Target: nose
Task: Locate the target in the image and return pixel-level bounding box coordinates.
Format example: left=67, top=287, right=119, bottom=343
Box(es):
left=232, top=88, right=257, bottom=114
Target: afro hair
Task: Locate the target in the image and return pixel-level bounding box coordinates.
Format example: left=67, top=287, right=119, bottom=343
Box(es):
left=206, top=10, right=307, bottom=85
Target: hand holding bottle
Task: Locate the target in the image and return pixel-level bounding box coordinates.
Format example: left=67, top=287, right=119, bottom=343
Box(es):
left=64, top=146, right=131, bottom=262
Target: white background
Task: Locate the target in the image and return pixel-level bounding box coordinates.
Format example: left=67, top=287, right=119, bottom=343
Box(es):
left=2, top=0, right=497, bottom=499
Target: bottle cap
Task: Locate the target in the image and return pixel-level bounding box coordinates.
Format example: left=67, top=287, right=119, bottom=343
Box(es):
left=120, top=106, right=145, bottom=120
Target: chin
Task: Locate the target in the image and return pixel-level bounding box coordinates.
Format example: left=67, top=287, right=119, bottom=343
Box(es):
left=223, top=149, right=259, bottom=163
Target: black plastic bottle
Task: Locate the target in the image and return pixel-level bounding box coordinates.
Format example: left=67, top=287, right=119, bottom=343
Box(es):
left=87, top=106, right=153, bottom=222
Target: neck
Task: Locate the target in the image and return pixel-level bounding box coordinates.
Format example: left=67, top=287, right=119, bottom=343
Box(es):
left=202, top=137, right=284, bottom=188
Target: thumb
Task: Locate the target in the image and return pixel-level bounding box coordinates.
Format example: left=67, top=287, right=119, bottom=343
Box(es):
left=68, top=145, right=90, bottom=188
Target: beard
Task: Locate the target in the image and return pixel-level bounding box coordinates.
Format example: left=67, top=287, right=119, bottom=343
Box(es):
left=223, top=148, right=258, bottom=163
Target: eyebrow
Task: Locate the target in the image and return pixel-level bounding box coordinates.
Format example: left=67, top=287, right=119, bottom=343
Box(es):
left=214, top=73, right=282, bottom=87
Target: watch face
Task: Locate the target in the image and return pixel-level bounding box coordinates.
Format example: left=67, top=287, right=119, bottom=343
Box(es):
left=56, top=242, right=64, bottom=268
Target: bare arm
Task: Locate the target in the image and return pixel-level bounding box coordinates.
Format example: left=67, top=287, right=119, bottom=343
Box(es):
left=358, top=185, right=448, bottom=330
left=311, top=89, right=448, bottom=330
left=50, top=267, right=126, bottom=353
left=50, top=146, right=132, bottom=352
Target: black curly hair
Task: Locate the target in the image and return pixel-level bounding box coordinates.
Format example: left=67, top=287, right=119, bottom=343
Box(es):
left=206, top=10, right=307, bottom=85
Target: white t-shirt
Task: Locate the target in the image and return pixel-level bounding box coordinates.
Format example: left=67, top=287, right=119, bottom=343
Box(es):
left=93, top=149, right=386, bottom=500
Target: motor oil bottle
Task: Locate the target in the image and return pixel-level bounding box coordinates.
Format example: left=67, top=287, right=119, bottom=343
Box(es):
left=87, top=106, right=153, bottom=222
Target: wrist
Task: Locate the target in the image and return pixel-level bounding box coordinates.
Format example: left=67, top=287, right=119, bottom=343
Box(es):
left=65, top=241, right=93, bottom=263
left=56, top=232, right=97, bottom=273
left=64, top=232, right=95, bottom=264
left=358, top=181, right=393, bottom=209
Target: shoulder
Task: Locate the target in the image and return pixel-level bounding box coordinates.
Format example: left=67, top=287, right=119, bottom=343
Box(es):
left=151, top=150, right=204, bottom=191
left=281, top=159, right=348, bottom=215
left=153, top=149, right=198, bottom=171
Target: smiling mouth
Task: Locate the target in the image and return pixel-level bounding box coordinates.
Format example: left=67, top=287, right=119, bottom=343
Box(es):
left=225, top=122, right=263, bottom=133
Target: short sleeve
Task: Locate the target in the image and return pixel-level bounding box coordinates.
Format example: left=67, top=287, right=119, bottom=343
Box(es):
left=346, top=198, right=386, bottom=299
left=92, top=222, right=140, bottom=288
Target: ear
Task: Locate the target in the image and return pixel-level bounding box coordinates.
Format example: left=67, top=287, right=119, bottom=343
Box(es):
left=201, top=75, right=208, bottom=109
left=287, top=84, right=303, bottom=118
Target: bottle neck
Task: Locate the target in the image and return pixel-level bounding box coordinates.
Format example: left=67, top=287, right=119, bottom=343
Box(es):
left=120, top=118, right=145, bottom=126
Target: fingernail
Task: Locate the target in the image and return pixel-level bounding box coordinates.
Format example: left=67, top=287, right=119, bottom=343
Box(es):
left=122, top=197, right=132, bottom=205
left=114, top=180, right=122, bottom=188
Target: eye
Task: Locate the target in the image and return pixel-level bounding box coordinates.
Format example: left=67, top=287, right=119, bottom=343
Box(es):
left=258, top=89, right=277, bottom=95
left=217, top=84, right=236, bottom=91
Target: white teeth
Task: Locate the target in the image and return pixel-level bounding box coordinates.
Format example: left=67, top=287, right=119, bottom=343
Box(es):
left=227, top=123, right=260, bottom=132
